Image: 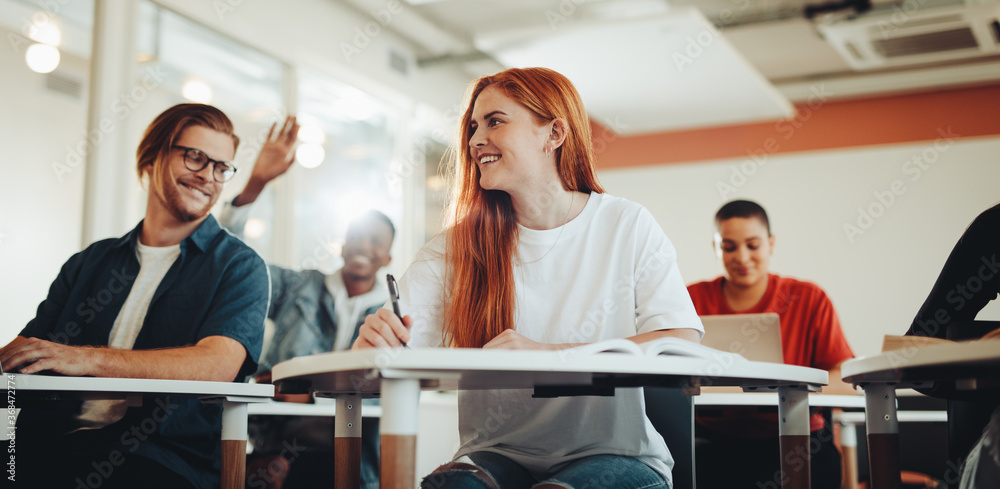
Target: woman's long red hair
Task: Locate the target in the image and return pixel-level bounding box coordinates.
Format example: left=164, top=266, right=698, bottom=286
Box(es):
left=443, top=67, right=604, bottom=348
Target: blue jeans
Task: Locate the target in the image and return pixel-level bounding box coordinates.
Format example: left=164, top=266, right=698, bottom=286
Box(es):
left=420, top=452, right=669, bottom=489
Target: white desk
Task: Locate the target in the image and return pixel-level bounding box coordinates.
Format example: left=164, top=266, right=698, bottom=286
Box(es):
left=6, top=373, right=274, bottom=489
left=247, top=398, right=383, bottom=417
left=273, top=348, right=828, bottom=489
left=842, top=339, right=1000, bottom=489
left=694, top=392, right=865, bottom=408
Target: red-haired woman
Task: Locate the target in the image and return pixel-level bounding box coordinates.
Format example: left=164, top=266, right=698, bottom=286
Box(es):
left=355, top=67, right=702, bottom=489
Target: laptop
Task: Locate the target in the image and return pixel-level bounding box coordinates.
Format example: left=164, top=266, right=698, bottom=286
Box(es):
left=699, top=313, right=784, bottom=364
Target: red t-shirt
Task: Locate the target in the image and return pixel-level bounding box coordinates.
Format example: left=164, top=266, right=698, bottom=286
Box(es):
left=687, top=274, right=855, bottom=435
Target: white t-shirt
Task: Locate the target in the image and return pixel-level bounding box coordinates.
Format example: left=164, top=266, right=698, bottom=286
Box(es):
left=76, top=241, right=180, bottom=431
left=396, top=192, right=704, bottom=482
left=325, top=268, right=389, bottom=351
left=108, top=242, right=181, bottom=349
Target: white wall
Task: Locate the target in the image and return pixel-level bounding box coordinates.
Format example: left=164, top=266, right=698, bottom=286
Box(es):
left=599, top=136, right=1000, bottom=358
left=0, top=25, right=89, bottom=342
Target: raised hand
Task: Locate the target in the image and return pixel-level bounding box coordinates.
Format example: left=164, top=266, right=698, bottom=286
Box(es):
left=233, top=115, right=300, bottom=206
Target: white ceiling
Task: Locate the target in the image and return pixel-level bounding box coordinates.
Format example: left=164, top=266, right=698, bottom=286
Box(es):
left=479, top=8, right=795, bottom=135
left=341, top=0, right=1000, bottom=134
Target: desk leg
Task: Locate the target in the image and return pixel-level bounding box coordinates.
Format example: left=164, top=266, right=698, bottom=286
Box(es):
left=336, top=395, right=363, bottom=489
left=221, top=401, right=248, bottom=489
left=381, top=378, right=419, bottom=489
left=778, top=387, right=811, bottom=489
left=838, top=418, right=859, bottom=489
left=865, top=384, right=900, bottom=489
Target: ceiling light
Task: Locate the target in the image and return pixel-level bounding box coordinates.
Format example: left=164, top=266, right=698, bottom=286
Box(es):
left=244, top=218, right=267, bottom=239
left=297, top=124, right=326, bottom=145
left=28, top=20, right=61, bottom=46
left=182, top=80, right=213, bottom=104
left=297, top=143, right=325, bottom=169
left=25, top=44, right=60, bottom=73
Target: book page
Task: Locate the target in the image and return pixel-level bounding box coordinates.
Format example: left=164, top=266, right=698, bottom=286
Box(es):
left=561, top=338, right=643, bottom=356
left=638, top=336, right=748, bottom=363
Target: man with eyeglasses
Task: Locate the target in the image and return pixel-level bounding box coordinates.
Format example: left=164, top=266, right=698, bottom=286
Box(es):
left=216, top=116, right=392, bottom=489
left=0, top=103, right=269, bottom=489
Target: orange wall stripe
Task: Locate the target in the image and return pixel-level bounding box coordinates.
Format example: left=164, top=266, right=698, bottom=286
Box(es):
left=592, top=84, right=1000, bottom=169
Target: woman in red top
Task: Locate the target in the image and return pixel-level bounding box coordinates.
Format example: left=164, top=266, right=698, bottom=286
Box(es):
left=687, top=199, right=856, bottom=489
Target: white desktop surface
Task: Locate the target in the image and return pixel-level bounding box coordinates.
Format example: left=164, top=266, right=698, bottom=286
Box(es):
left=842, top=339, right=1000, bottom=384
left=272, top=347, right=828, bottom=395
left=695, top=392, right=865, bottom=408
left=8, top=373, right=275, bottom=399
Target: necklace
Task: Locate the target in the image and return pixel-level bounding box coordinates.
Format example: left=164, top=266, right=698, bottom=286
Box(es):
left=520, top=192, right=576, bottom=265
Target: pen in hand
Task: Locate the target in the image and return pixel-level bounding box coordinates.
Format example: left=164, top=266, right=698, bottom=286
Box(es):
left=387, top=274, right=408, bottom=347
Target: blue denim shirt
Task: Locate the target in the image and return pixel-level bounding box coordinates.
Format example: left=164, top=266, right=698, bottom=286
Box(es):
left=257, top=267, right=381, bottom=373
left=20, top=215, right=269, bottom=489
left=250, top=266, right=383, bottom=489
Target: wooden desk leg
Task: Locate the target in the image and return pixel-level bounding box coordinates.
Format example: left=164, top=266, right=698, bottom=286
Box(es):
left=838, top=418, right=859, bottom=489
left=336, top=394, right=362, bottom=489
left=220, top=401, right=249, bottom=489
left=380, top=378, right=419, bottom=489
left=778, top=386, right=811, bottom=489
left=864, top=384, right=900, bottom=489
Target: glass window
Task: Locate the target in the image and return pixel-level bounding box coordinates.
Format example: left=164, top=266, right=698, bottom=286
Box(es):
left=126, top=1, right=287, bottom=260
left=289, top=69, right=404, bottom=273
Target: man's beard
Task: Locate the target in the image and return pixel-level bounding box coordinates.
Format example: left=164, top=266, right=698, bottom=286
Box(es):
left=162, top=178, right=214, bottom=222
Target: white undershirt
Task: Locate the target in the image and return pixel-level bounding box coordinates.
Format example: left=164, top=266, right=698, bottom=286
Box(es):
left=326, top=269, right=389, bottom=351
left=74, top=242, right=179, bottom=431
left=108, top=242, right=181, bottom=349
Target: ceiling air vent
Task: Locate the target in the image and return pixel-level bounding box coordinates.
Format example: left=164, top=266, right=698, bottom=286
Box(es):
left=873, top=27, right=979, bottom=57
left=818, top=2, right=1000, bottom=70
left=45, top=72, right=83, bottom=98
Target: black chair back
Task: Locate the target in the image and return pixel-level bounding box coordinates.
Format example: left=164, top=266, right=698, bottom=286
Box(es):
left=644, top=387, right=695, bottom=489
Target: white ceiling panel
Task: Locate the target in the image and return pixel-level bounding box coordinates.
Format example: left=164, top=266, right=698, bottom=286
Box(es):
left=476, top=7, right=795, bottom=135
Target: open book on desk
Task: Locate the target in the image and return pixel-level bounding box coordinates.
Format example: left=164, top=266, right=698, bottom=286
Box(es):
left=563, top=337, right=748, bottom=363
left=882, top=327, right=1000, bottom=352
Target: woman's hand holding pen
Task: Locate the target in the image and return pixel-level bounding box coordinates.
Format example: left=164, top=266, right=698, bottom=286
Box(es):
left=353, top=308, right=412, bottom=349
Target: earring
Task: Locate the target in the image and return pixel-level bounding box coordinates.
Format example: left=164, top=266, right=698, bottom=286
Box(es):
left=544, top=148, right=552, bottom=157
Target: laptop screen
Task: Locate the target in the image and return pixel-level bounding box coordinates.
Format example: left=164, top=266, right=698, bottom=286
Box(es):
left=699, top=313, right=784, bottom=363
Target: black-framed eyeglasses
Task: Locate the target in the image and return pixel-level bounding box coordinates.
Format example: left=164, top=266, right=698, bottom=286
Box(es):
left=172, top=145, right=237, bottom=183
